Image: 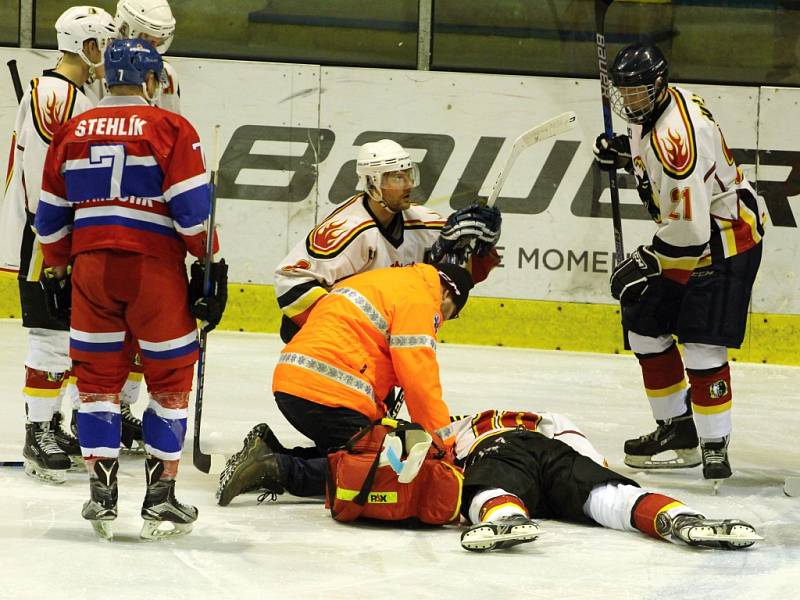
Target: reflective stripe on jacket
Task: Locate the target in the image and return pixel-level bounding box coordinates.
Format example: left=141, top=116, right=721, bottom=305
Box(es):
left=273, top=263, right=451, bottom=435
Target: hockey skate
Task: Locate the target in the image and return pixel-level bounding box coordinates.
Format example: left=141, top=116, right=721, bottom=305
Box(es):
left=624, top=400, right=700, bottom=469
left=658, top=513, right=762, bottom=550
left=23, top=421, right=71, bottom=484
left=140, top=458, right=197, bottom=540
left=120, top=404, right=145, bottom=454
left=82, top=459, right=119, bottom=541
left=701, top=437, right=731, bottom=494
left=51, top=411, right=83, bottom=469
left=216, top=423, right=286, bottom=506
left=460, top=514, right=542, bottom=552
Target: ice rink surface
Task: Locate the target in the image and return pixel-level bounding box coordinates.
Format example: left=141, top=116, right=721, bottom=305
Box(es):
left=0, top=319, right=798, bottom=600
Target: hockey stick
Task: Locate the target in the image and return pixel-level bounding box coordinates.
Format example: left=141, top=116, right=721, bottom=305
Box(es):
left=594, top=0, right=625, bottom=265
left=485, top=111, right=578, bottom=208
left=7, top=59, right=23, bottom=103
left=193, top=125, right=226, bottom=474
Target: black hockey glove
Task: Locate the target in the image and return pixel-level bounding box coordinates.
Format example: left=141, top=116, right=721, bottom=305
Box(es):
left=610, top=245, right=661, bottom=304
left=40, top=267, right=71, bottom=325
left=635, top=171, right=662, bottom=223
left=593, top=133, right=632, bottom=172
left=427, top=204, right=502, bottom=265
left=188, top=259, right=228, bottom=332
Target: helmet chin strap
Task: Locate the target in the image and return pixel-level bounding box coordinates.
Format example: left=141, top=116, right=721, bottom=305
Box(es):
left=78, top=49, right=104, bottom=84
left=368, top=185, right=400, bottom=214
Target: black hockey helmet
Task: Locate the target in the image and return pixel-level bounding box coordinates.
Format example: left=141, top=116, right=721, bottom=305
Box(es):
left=609, top=43, right=669, bottom=124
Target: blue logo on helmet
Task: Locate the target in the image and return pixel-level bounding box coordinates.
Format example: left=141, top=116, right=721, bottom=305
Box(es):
left=104, top=38, right=164, bottom=88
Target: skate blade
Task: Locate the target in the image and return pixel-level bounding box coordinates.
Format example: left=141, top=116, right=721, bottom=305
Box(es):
left=710, top=479, right=728, bottom=496
left=461, top=524, right=542, bottom=551
left=121, top=441, right=146, bottom=455
left=140, top=520, right=194, bottom=541
left=625, top=448, right=701, bottom=469
left=88, top=519, right=114, bottom=541
left=689, top=527, right=763, bottom=548
left=67, top=455, right=85, bottom=471
left=23, top=461, right=66, bottom=484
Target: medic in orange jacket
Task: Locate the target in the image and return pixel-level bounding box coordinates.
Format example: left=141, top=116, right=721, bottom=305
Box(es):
left=272, top=263, right=456, bottom=437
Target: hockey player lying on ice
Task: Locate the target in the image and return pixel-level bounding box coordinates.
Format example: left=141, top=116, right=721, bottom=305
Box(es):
left=444, top=409, right=762, bottom=552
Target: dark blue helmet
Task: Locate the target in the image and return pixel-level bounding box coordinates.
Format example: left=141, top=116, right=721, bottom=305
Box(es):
left=104, top=38, right=163, bottom=87
left=610, top=43, right=669, bottom=89
left=609, top=43, right=670, bottom=124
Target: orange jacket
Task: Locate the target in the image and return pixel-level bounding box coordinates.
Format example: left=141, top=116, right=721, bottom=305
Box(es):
left=273, top=263, right=451, bottom=435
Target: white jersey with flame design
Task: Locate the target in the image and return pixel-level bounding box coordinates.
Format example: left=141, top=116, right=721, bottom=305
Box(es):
left=275, top=194, right=445, bottom=326
left=629, top=86, right=767, bottom=284
left=437, top=409, right=607, bottom=467
left=1, top=71, right=95, bottom=276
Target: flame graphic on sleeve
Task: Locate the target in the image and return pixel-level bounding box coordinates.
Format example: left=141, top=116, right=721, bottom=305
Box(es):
left=312, top=219, right=347, bottom=250
left=41, top=93, right=66, bottom=138
left=281, top=259, right=311, bottom=272
left=661, top=129, right=690, bottom=171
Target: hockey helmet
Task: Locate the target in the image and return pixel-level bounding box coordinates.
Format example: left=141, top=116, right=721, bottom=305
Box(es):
left=104, top=38, right=164, bottom=99
left=55, top=6, right=117, bottom=68
left=115, top=0, right=176, bottom=54
left=356, top=139, right=420, bottom=192
left=609, top=43, right=669, bottom=124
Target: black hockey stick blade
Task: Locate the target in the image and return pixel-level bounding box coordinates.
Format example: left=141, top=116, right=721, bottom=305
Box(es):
left=7, top=59, right=24, bottom=103
left=192, top=330, right=212, bottom=473
left=192, top=125, right=225, bottom=474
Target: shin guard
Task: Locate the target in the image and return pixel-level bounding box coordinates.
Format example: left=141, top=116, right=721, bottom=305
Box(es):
left=686, top=364, right=732, bottom=439
left=76, top=393, right=122, bottom=464
left=637, top=344, right=688, bottom=421
left=142, top=392, right=189, bottom=478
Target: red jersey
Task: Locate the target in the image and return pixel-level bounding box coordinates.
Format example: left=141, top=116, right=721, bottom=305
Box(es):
left=34, top=96, right=217, bottom=266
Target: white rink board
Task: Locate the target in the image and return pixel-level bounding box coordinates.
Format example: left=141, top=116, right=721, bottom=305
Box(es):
left=1, top=49, right=797, bottom=313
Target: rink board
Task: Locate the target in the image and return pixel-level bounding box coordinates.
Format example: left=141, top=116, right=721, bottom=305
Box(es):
left=0, top=49, right=797, bottom=364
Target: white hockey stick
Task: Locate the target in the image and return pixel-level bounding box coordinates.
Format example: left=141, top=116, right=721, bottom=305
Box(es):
left=485, top=111, right=578, bottom=208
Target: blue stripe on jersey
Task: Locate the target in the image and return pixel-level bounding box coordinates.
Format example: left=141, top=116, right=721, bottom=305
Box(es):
left=64, top=165, right=164, bottom=202
left=73, top=215, right=180, bottom=239
left=70, top=338, right=126, bottom=353
left=63, top=169, right=115, bottom=202
left=142, top=410, right=187, bottom=454
left=169, top=185, right=211, bottom=229
left=34, top=203, right=73, bottom=237
left=140, top=339, right=198, bottom=361
left=122, top=164, right=163, bottom=198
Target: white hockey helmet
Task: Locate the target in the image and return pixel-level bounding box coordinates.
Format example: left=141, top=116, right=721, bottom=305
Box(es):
left=115, top=0, right=176, bottom=54
left=55, top=6, right=117, bottom=68
left=356, top=139, right=420, bottom=191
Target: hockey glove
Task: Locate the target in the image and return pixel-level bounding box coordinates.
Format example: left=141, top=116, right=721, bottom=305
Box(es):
left=41, top=267, right=72, bottom=325
left=610, top=245, right=661, bottom=304
left=635, top=171, right=662, bottom=223
left=427, top=204, right=502, bottom=265
left=593, top=134, right=632, bottom=172
left=188, top=259, right=229, bottom=332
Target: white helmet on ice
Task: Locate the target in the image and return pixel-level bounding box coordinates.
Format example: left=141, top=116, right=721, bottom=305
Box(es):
left=355, top=139, right=420, bottom=192
left=55, top=6, right=117, bottom=69
left=115, top=0, right=176, bottom=54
